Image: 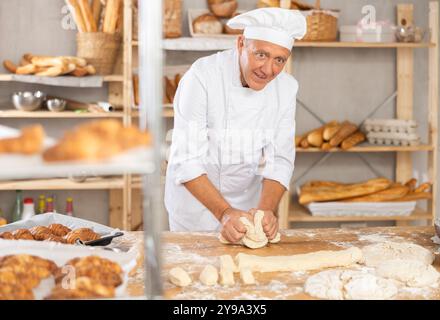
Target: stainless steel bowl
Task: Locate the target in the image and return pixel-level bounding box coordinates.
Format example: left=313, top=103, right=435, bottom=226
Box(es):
left=12, top=91, right=45, bottom=111
left=46, top=98, right=67, bottom=112
left=395, top=26, right=425, bottom=43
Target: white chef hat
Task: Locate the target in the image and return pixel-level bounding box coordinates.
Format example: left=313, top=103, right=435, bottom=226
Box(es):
left=227, top=8, right=307, bottom=50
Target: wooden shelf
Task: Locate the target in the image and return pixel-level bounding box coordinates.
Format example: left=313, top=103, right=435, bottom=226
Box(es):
left=0, top=74, right=123, bottom=83
left=0, top=109, right=125, bottom=118
left=289, top=201, right=432, bottom=222
left=0, top=177, right=124, bottom=191
left=162, top=37, right=435, bottom=51
left=296, top=144, right=434, bottom=152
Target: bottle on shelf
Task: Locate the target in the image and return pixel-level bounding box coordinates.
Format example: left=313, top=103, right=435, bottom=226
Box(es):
left=0, top=208, right=7, bottom=226
left=45, top=197, right=54, bottom=213
left=11, top=190, right=23, bottom=222
left=52, top=194, right=57, bottom=213
left=22, top=198, right=36, bottom=221
left=65, top=197, right=74, bottom=217
left=38, top=195, right=46, bottom=215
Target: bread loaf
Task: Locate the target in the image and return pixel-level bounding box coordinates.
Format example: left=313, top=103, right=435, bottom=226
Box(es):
left=307, top=129, right=324, bottom=147
left=391, top=192, right=432, bottom=202
left=321, top=142, right=332, bottom=151
left=323, top=123, right=341, bottom=141
left=329, top=121, right=358, bottom=147
left=16, top=64, right=36, bottom=75
left=299, top=178, right=392, bottom=204
left=341, top=131, right=366, bottom=150
left=342, top=185, right=409, bottom=202
left=193, top=14, right=223, bottom=34
left=209, top=0, right=238, bottom=18
left=3, top=60, right=17, bottom=73
left=404, top=178, right=417, bottom=192
left=414, top=182, right=431, bottom=193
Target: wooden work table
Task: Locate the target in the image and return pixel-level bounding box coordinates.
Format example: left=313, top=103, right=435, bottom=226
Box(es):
left=126, top=226, right=440, bottom=300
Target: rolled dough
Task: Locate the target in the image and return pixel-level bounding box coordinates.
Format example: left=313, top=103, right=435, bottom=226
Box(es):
left=240, top=268, right=256, bottom=285
left=376, top=259, right=440, bottom=288
left=219, top=210, right=281, bottom=249
left=235, top=247, right=363, bottom=273
left=220, top=255, right=236, bottom=286
left=169, top=267, right=192, bottom=287
left=305, top=269, right=398, bottom=300
left=199, top=265, right=218, bottom=286
left=362, top=242, right=434, bottom=267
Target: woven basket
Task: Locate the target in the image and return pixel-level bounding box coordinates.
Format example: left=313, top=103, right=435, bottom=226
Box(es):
left=164, top=0, right=182, bottom=38
left=76, top=32, right=121, bottom=75
left=294, top=0, right=339, bottom=42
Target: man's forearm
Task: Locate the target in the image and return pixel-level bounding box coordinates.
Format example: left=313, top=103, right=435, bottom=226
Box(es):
left=258, top=179, right=287, bottom=214
left=183, top=175, right=231, bottom=221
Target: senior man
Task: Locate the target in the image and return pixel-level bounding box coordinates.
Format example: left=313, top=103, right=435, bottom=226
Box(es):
left=165, top=8, right=306, bottom=243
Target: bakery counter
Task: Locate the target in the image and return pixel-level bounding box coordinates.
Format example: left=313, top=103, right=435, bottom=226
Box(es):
left=126, top=226, right=440, bottom=300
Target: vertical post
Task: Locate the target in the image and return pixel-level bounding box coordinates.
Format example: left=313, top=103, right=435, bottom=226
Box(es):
left=139, top=0, right=164, bottom=298
left=428, top=1, right=439, bottom=223
left=123, top=0, right=134, bottom=231
left=277, top=191, right=290, bottom=229
left=395, top=4, right=414, bottom=227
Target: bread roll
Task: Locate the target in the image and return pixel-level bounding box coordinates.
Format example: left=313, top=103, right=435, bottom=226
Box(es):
left=193, top=14, right=223, bottom=34
left=209, top=0, right=237, bottom=18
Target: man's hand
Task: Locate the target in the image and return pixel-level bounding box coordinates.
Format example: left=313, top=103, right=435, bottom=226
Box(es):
left=249, top=209, right=279, bottom=240
left=220, top=208, right=254, bottom=244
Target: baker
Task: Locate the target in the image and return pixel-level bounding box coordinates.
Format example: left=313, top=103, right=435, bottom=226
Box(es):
left=165, top=8, right=306, bottom=243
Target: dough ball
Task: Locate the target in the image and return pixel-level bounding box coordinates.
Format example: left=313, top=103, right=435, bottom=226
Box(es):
left=376, top=259, right=440, bottom=288
left=169, top=267, right=192, bottom=287
left=362, top=242, right=434, bottom=267
left=199, top=265, right=218, bottom=286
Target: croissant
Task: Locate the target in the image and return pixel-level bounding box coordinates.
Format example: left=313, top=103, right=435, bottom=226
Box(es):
left=0, top=232, right=14, bottom=240
left=12, top=229, right=34, bottom=240
left=44, top=235, right=67, bottom=243
left=46, top=277, right=115, bottom=300
left=48, top=223, right=72, bottom=237
left=29, top=226, right=53, bottom=241
left=0, top=282, right=34, bottom=300
left=64, top=228, right=101, bottom=244
left=0, top=254, right=58, bottom=276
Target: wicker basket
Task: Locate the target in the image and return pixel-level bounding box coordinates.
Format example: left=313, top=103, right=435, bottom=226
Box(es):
left=164, top=0, right=182, bottom=38
left=76, top=32, right=122, bottom=75
left=293, top=0, right=339, bottom=41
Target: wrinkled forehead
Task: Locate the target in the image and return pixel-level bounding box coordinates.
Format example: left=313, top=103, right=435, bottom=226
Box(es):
left=243, top=37, right=291, bottom=57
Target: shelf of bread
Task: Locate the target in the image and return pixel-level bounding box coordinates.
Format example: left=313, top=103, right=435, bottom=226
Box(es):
left=162, top=37, right=435, bottom=51
left=0, top=74, right=122, bottom=86
left=0, top=109, right=126, bottom=119
left=289, top=201, right=432, bottom=222
left=296, top=144, right=434, bottom=152
left=0, top=177, right=124, bottom=191
left=0, top=120, right=154, bottom=180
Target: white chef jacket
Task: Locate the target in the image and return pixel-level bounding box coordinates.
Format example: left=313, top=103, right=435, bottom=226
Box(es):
left=165, top=48, right=298, bottom=232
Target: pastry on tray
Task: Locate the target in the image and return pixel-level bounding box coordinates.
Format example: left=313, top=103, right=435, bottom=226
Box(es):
left=46, top=277, right=115, bottom=300
left=64, top=228, right=101, bottom=244
left=0, top=125, right=45, bottom=155
left=42, top=119, right=152, bottom=162
left=48, top=223, right=72, bottom=237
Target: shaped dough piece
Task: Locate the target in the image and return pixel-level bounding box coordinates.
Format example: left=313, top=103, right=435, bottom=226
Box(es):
left=219, top=210, right=281, bottom=249
left=376, top=259, right=440, bottom=288
left=305, top=269, right=398, bottom=300
left=240, top=268, right=256, bottom=285
left=236, top=247, right=363, bottom=273
left=220, top=255, right=236, bottom=286
left=169, top=267, right=192, bottom=287
left=199, top=265, right=218, bottom=286
left=362, top=242, right=434, bottom=267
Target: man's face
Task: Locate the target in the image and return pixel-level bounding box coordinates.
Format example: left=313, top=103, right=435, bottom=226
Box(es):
left=237, top=36, right=291, bottom=91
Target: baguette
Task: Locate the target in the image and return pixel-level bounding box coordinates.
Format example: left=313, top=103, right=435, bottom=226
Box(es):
left=323, top=124, right=341, bottom=141
left=391, top=192, right=432, bottom=202
left=78, top=0, right=97, bottom=32
left=36, top=63, right=76, bottom=77
left=300, top=138, right=310, bottom=148
left=341, top=185, right=409, bottom=202
left=16, top=64, right=36, bottom=75
left=341, top=131, right=366, bottom=150
left=92, top=0, right=102, bottom=26
left=414, top=182, right=431, bottom=193
left=295, top=136, right=303, bottom=147
left=31, top=56, right=66, bottom=67
left=66, top=0, right=87, bottom=33
left=299, top=178, right=392, bottom=205
left=60, top=56, right=87, bottom=67
left=404, top=178, right=417, bottom=192
left=3, top=60, right=17, bottom=73
left=174, top=73, right=182, bottom=87
left=165, top=76, right=177, bottom=103
left=329, top=121, right=358, bottom=147
left=133, top=75, right=139, bottom=106
left=304, top=121, right=339, bottom=148
left=103, top=0, right=121, bottom=34
left=85, top=65, right=96, bottom=75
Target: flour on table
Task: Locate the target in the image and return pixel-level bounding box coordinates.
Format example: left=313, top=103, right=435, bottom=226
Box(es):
left=362, top=242, right=434, bottom=267
left=305, top=269, right=398, bottom=300
left=358, top=233, right=404, bottom=243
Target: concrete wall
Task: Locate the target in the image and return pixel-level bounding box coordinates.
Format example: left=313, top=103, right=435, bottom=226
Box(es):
left=0, top=0, right=438, bottom=228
